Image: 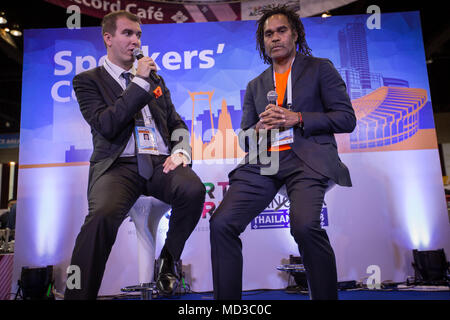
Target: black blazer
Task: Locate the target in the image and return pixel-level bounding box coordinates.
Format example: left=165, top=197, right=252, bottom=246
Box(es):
left=240, top=53, right=356, bottom=186
left=73, top=66, right=190, bottom=193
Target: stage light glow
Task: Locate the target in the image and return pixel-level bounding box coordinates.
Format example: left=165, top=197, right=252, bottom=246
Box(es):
left=33, top=170, right=64, bottom=260
left=401, top=174, right=431, bottom=250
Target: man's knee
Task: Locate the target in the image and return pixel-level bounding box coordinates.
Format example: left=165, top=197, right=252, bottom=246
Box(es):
left=177, top=177, right=206, bottom=203
left=209, top=211, right=227, bottom=236
left=86, top=199, right=125, bottom=227
left=193, top=180, right=207, bottom=200
left=209, top=208, right=242, bottom=238
left=289, top=218, right=322, bottom=242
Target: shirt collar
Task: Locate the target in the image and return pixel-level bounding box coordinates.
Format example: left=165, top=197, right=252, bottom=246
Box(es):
left=104, top=57, right=136, bottom=79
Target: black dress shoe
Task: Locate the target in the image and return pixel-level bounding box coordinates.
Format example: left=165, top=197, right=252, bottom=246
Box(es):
left=156, top=246, right=180, bottom=295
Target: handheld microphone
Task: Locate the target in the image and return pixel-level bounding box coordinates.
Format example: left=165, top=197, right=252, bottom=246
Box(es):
left=133, top=48, right=160, bottom=83
left=267, top=90, right=278, bottom=106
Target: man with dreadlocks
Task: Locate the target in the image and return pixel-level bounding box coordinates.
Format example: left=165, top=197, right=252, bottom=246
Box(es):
left=209, top=5, right=356, bottom=300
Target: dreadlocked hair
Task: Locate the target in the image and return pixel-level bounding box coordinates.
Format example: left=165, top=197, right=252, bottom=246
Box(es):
left=256, top=4, right=312, bottom=64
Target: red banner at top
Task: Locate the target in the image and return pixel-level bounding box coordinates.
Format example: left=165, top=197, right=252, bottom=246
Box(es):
left=45, top=0, right=241, bottom=24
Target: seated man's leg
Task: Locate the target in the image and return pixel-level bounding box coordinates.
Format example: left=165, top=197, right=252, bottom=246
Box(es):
left=147, top=160, right=205, bottom=260
left=285, top=161, right=338, bottom=300
left=65, top=161, right=145, bottom=300
left=209, top=165, right=281, bottom=300
left=146, top=157, right=206, bottom=294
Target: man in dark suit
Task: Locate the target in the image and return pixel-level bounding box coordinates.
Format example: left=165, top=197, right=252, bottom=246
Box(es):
left=210, top=5, right=356, bottom=300
left=65, top=11, right=205, bottom=300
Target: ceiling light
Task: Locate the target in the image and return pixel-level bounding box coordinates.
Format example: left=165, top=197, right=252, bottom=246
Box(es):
left=0, top=12, right=7, bottom=25
left=10, top=24, right=22, bottom=37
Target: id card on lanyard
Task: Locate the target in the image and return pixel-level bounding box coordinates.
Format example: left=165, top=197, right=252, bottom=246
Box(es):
left=135, top=106, right=160, bottom=155
left=271, top=58, right=295, bottom=147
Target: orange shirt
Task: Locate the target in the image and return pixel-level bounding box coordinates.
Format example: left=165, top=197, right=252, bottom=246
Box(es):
left=268, top=68, right=292, bottom=152
left=275, top=67, right=291, bottom=107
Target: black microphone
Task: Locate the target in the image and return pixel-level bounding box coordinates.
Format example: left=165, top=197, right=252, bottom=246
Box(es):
left=133, top=48, right=160, bottom=83
left=267, top=90, right=278, bottom=106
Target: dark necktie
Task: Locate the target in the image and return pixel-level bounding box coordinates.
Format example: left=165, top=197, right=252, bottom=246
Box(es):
left=122, top=72, right=153, bottom=180
left=122, top=72, right=133, bottom=86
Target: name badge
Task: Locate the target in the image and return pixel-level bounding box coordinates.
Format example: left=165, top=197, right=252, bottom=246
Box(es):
left=135, top=126, right=159, bottom=155
left=271, top=128, right=294, bottom=147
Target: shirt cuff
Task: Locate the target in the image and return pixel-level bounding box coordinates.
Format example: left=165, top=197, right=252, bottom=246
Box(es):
left=172, top=149, right=191, bottom=164
left=132, top=76, right=150, bottom=92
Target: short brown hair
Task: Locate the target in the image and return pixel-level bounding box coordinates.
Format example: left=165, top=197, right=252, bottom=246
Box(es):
left=101, top=10, right=141, bottom=42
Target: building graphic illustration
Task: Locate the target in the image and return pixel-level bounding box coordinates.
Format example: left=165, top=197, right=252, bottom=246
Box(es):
left=188, top=91, right=246, bottom=161
left=349, top=86, right=427, bottom=149
left=335, top=19, right=430, bottom=151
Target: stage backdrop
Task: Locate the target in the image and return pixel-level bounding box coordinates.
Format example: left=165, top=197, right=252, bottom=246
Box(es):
left=14, top=12, right=449, bottom=296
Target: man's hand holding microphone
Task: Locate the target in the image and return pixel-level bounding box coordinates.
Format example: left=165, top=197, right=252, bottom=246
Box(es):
left=133, top=48, right=160, bottom=83
left=256, top=90, right=302, bottom=130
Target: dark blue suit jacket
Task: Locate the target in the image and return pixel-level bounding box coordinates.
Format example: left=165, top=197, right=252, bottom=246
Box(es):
left=239, top=53, right=356, bottom=186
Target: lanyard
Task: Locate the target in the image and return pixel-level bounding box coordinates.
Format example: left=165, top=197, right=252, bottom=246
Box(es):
left=273, top=57, right=295, bottom=109
left=141, top=106, right=154, bottom=128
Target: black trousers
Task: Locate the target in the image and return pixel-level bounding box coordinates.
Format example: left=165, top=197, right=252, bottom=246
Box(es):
left=65, top=155, right=205, bottom=300
left=210, top=149, right=338, bottom=300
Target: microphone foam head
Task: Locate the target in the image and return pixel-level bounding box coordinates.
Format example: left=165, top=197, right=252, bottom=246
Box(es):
left=132, top=48, right=143, bottom=58
left=267, top=90, right=278, bottom=104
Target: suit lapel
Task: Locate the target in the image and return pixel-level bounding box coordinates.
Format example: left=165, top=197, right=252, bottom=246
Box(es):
left=262, top=65, right=275, bottom=94
left=147, top=86, right=169, bottom=145
left=290, top=53, right=308, bottom=110
left=99, top=66, right=124, bottom=99
left=259, top=66, right=275, bottom=113
left=98, top=66, right=136, bottom=146
left=148, top=97, right=161, bottom=122
left=292, top=52, right=308, bottom=77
